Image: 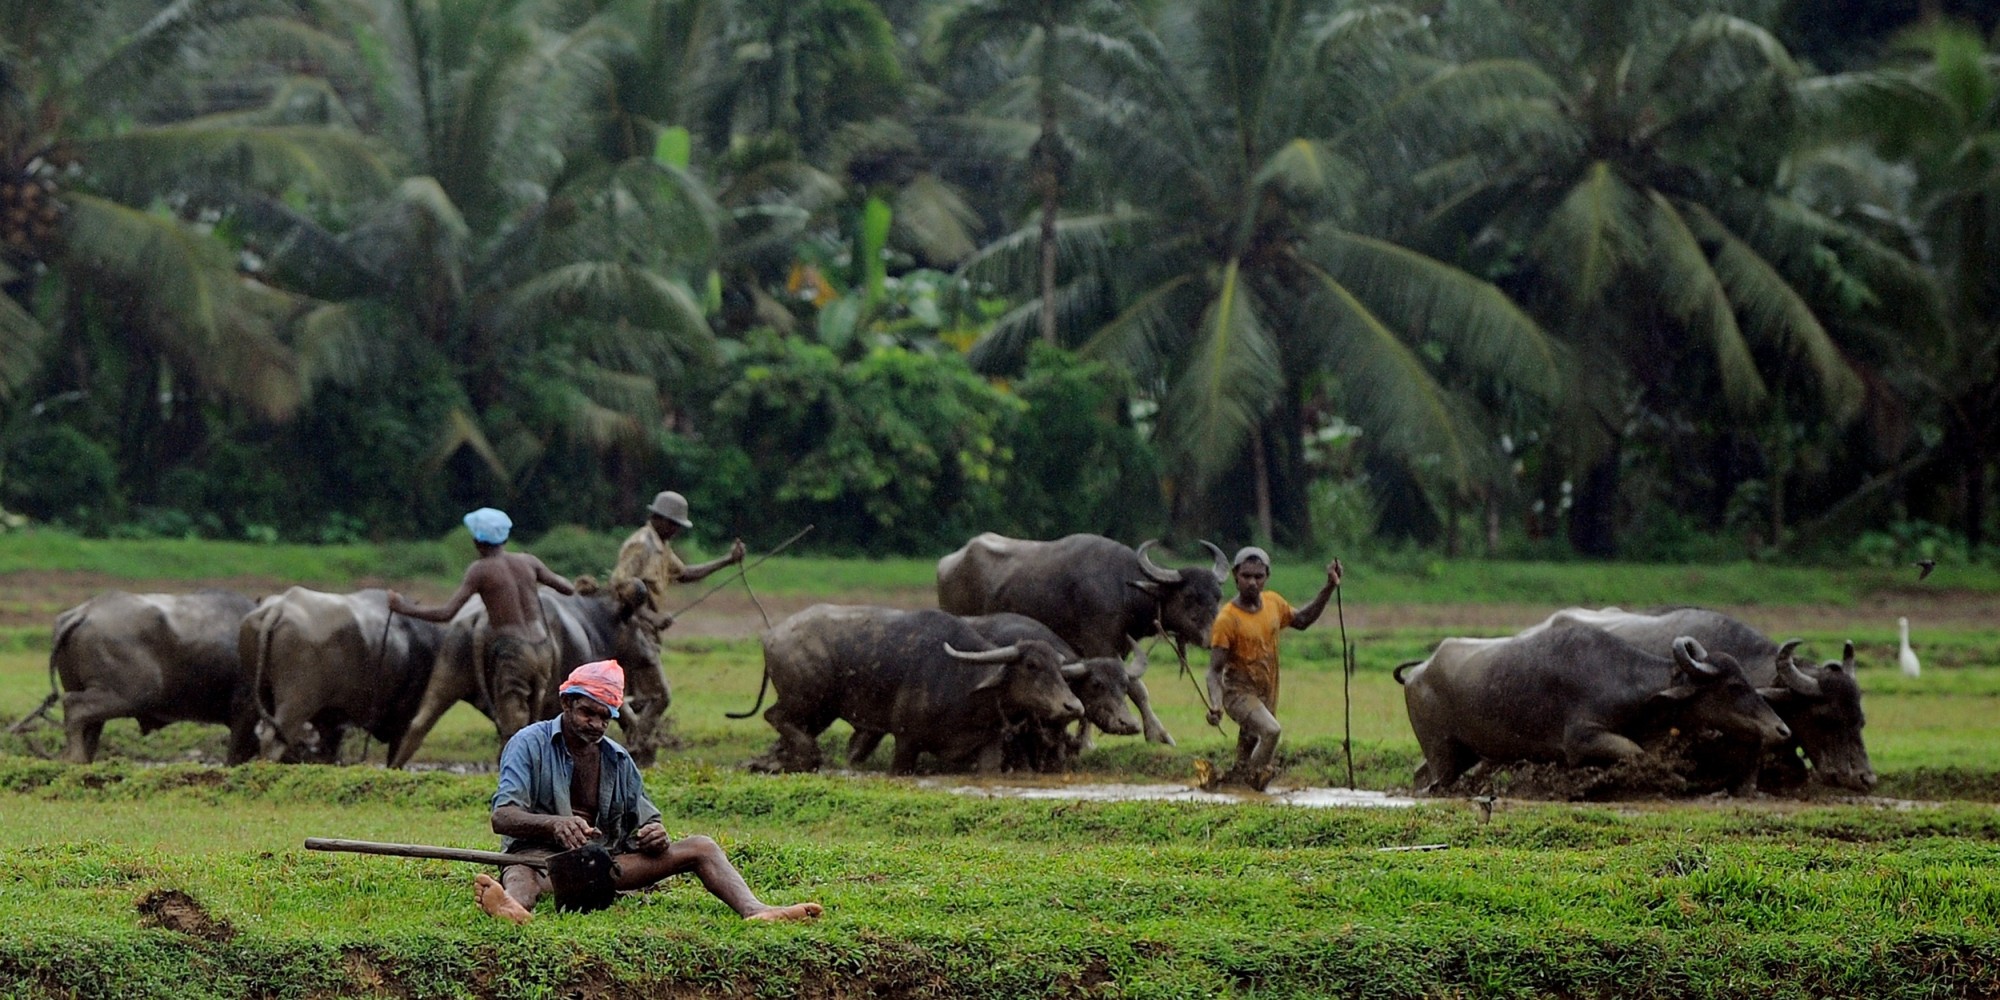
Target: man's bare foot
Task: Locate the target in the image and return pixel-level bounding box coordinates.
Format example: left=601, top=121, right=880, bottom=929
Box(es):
left=474, top=874, right=533, bottom=924
left=746, top=901, right=822, bottom=922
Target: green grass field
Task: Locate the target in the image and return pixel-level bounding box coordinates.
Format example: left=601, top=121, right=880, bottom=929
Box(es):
left=5, top=535, right=2000, bottom=997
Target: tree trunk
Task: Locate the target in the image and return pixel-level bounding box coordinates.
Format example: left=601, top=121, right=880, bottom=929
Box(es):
left=1485, top=490, right=1502, bottom=556
left=1035, top=61, right=1060, bottom=346
left=1250, top=424, right=1272, bottom=544
left=1567, top=446, right=1620, bottom=558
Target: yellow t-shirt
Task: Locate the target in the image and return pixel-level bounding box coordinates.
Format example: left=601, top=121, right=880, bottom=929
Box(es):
left=1210, top=593, right=1294, bottom=708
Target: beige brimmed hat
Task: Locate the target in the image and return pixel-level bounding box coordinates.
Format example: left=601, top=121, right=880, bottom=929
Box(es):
left=648, top=490, right=693, bottom=528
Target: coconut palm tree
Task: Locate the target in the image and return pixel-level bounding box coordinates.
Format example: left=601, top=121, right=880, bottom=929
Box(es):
left=248, top=0, right=721, bottom=511
left=961, top=0, right=1567, bottom=543
left=1804, top=19, right=2000, bottom=547
left=0, top=0, right=386, bottom=415
left=1395, top=0, right=1916, bottom=553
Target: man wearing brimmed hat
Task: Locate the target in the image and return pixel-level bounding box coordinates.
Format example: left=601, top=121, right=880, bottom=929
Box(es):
left=610, top=490, right=746, bottom=632
left=392, top=508, right=576, bottom=738
left=472, top=659, right=822, bottom=925
left=1204, top=546, right=1343, bottom=791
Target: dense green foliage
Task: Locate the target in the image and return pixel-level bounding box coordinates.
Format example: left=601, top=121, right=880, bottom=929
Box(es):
left=2, top=0, right=1997, bottom=560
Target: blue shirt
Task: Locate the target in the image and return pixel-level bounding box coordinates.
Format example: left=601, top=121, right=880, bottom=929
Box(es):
left=491, top=717, right=661, bottom=854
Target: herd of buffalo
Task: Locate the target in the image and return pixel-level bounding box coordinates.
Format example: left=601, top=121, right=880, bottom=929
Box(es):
left=18, top=532, right=1875, bottom=796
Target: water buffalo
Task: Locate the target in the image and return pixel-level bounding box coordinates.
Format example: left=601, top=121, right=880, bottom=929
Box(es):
left=752, top=604, right=1085, bottom=774
left=1400, top=627, right=1791, bottom=795
left=965, top=612, right=1147, bottom=771
left=936, top=533, right=1229, bottom=747
left=841, top=612, right=1149, bottom=772
left=1536, top=607, right=1874, bottom=792
left=240, top=587, right=451, bottom=763
left=388, top=585, right=663, bottom=768
left=35, top=590, right=259, bottom=763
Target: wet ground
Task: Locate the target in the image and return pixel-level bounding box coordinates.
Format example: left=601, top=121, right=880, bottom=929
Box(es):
left=919, top=775, right=1418, bottom=808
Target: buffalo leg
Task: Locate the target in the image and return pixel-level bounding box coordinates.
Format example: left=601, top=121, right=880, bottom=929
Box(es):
left=59, top=690, right=130, bottom=763
left=618, top=635, right=671, bottom=765
left=391, top=663, right=484, bottom=769
left=889, top=739, right=920, bottom=775
left=760, top=701, right=823, bottom=772
left=1563, top=724, right=1644, bottom=767
left=846, top=729, right=886, bottom=766
left=1127, top=678, right=1175, bottom=746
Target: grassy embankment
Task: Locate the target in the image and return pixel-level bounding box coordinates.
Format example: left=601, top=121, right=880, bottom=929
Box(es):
left=4, top=534, right=2000, bottom=996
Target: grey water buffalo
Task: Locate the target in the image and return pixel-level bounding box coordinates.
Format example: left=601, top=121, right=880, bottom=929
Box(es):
left=841, top=612, right=1149, bottom=772
left=1537, top=607, right=1874, bottom=791
left=35, top=590, right=259, bottom=763
left=964, top=612, right=1147, bottom=771
left=240, top=587, right=450, bottom=763
left=1399, top=626, right=1792, bottom=795
left=936, top=533, right=1229, bottom=746
left=388, top=585, right=663, bottom=768
left=752, top=605, right=1085, bottom=774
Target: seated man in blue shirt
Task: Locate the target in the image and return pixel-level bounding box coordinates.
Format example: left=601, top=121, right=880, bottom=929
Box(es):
left=474, top=659, right=822, bottom=924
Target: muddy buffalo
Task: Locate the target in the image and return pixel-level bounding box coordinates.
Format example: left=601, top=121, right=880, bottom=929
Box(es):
left=936, top=533, right=1228, bottom=747
left=753, top=605, right=1085, bottom=774
left=240, top=587, right=451, bottom=764
left=1538, top=607, right=1874, bottom=792
left=37, top=589, right=259, bottom=763
left=1400, top=627, right=1791, bottom=795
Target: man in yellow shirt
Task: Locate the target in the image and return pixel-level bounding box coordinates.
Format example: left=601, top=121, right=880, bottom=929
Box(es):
left=605, top=490, right=744, bottom=755
left=1205, top=546, right=1341, bottom=790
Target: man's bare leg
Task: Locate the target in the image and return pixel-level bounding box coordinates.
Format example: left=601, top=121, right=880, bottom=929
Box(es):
left=474, top=864, right=542, bottom=924
left=615, top=835, right=821, bottom=921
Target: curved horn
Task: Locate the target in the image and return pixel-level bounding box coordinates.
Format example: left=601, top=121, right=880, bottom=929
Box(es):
left=1133, top=540, right=1180, bottom=584
left=1125, top=647, right=1150, bottom=680
left=943, top=642, right=1023, bottom=664
left=1200, top=540, right=1229, bottom=583
left=1839, top=640, right=1856, bottom=672
left=1672, top=636, right=1720, bottom=677
left=1775, top=640, right=1822, bottom=697
left=1060, top=662, right=1091, bottom=681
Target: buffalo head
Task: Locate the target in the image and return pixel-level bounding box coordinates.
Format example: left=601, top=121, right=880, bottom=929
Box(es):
left=1656, top=637, right=1792, bottom=748
left=1759, top=639, right=1874, bottom=791
left=944, top=640, right=1085, bottom=724
left=1057, top=646, right=1151, bottom=736
left=1131, top=540, right=1229, bottom=649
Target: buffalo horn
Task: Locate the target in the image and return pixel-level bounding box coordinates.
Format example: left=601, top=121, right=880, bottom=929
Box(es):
left=1200, top=540, right=1229, bottom=583
left=1125, top=647, right=1149, bottom=681
left=1775, top=639, right=1822, bottom=697
left=1839, top=640, right=1856, bottom=672
left=1060, top=662, right=1091, bottom=681
left=1672, top=636, right=1721, bottom=677
left=1134, top=540, right=1181, bottom=584
left=943, top=642, right=1023, bottom=664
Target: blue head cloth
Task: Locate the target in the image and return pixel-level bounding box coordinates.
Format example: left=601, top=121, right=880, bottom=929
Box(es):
left=463, top=507, right=513, bottom=545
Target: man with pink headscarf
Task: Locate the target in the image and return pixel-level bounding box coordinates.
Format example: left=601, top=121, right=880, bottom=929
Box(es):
left=472, top=660, right=822, bottom=924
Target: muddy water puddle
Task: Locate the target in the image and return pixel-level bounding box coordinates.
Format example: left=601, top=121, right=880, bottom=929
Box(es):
left=921, top=777, right=1417, bottom=808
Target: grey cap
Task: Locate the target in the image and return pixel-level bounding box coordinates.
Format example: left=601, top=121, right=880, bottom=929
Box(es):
left=1232, top=546, right=1271, bottom=569
left=648, top=490, right=692, bottom=528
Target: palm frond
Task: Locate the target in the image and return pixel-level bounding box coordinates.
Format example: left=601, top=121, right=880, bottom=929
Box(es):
left=1156, top=262, right=1282, bottom=490
left=893, top=173, right=980, bottom=266
left=1074, top=272, right=1201, bottom=381
left=76, top=125, right=392, bottom=205
left=502, top=262, right=713, bottom=349
left=0, top=292, right=49, bottom=402
left=957, top=211, right=1136, bottom=295
left=425, top=406, right=511, bottom=483
left=1296, top=260, right=1477, bottom=488
left=1644, top=190, right=1766, bottom=413
left=1306, top=230, right=1567, bottom=405
left=968, top=275, right=1116, bottom=372
left=1688, top=203, right=1867, bottom=421
left=1252, top=139, right=1364, bottom=211
left=1533, top=161, right=1645, bottom=309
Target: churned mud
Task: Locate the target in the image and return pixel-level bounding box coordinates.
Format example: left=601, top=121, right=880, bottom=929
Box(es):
left=135, top=888, right=235, bottom=941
